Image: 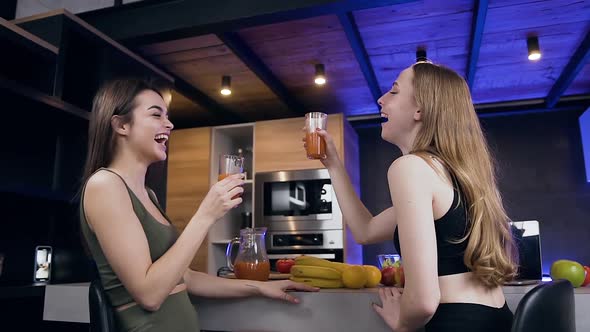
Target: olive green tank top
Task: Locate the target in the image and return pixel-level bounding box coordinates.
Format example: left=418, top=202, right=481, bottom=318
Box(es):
left=80, top=168, right=181, bottom=307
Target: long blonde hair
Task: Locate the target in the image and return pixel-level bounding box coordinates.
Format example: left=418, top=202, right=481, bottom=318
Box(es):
left=410, top=62, right=518, bottom=287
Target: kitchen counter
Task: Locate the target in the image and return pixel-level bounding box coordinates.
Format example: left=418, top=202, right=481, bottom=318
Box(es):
left=43, top=282, right=590, bottom=332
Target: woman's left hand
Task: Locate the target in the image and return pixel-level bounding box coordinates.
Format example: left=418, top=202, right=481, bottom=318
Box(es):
left=373, top=287, right=402, bottom=330
left=255, top=280, right=319, bottom=304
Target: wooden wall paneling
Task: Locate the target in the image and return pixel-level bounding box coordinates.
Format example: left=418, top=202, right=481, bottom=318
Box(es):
left=139, top=34, right=222, bottom=57
left=483, top=0, right=589, bottom=34
left=472, top=58, right=570, bottom=103
left=476, top=22, right=587, bottom=68
left=355, top=3, right=472, bottom=91
left=352, top=0, right=474, bottom=27
left=238, top=15, right=376, bottom=116
left=254, top=114, right=343, bottom=173
left=141, top=34, right=292, bottom=120
left=167, top=59, right=291, bottom=120
left=367, top=36, right=469, bottom=92
left=166, top=127, right=212, bottom=272
left=470, top=0, right=590, bottom=103
left=168, top=90, right=215, bottom=129
left=472, top=20, right=590, bottom=103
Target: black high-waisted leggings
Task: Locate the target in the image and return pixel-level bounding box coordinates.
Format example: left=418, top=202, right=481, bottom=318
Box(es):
left=425, top=302, right=513, bottom=332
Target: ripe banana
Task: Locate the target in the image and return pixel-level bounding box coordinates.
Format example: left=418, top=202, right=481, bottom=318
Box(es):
left=294, top=255, right=351, bottom=273
left=291, top=265, right=342, bottom=280
left=290, top=276, right=344, bottom=289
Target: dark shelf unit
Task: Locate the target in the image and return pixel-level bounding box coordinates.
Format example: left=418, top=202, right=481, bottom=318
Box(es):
left=15, top=9, right=174, bottom=111
left=0, top=17, right=56, bottom=95
left=0, top=283, right=46, bottom=300
left=1, top=10, right=173, bottom=303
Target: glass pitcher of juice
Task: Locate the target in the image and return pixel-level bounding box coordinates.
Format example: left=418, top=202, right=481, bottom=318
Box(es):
left=225, top=227, right=270, bottom=281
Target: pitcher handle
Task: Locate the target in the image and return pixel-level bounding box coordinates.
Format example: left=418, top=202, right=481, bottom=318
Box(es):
left=225, top=237, right=240, bottom=271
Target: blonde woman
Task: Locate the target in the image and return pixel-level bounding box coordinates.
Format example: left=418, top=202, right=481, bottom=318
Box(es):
left=310, top=62, right=517, bottom=332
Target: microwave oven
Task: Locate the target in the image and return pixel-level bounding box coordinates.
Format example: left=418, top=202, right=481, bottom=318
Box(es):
left=254, top=169, right=343, bottom=232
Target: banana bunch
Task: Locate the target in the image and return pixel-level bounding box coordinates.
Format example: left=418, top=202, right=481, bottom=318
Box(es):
left=289, top=256, right=349, bottom=288
left=290, top=276, right=344, bottom=288
left=289, top=255, right=382, bottom=289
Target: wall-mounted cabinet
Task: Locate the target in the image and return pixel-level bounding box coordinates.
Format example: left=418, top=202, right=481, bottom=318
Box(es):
left=166, top=127, right=212, bottom=273
left=254, top=115, right=343, bottom=172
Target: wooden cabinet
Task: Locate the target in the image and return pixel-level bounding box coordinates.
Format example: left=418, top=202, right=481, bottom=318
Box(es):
left=254, top=114, right=344, bottom=172
left=166, top=127, right=212, bottom=272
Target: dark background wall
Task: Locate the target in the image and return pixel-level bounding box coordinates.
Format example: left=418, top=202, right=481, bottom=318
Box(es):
left=358, top=109, right=590, bottom=274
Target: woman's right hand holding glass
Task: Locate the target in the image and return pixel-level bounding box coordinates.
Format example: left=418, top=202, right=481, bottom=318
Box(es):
left=301, top=128, right=341, bottom=169
left=198, top=173, right=244, bottom=221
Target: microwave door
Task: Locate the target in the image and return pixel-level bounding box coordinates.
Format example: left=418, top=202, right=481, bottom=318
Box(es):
left=271, top=182, right=290, bottom=211
left=289, top=183, right=307, bottom=209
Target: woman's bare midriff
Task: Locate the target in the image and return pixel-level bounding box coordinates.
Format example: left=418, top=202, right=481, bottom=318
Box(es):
left=116, top=283, right=188, bottom=312
left=438, top=272, right=506, bottom=308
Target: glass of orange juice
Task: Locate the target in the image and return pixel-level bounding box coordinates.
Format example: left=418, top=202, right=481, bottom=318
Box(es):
left=305, top=112, right=327, bottom=159
left=219, top=154, right=244, bottom=198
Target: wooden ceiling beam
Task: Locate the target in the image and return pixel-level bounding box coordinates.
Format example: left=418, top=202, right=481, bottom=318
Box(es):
left=348, top=94, right=590, bottom=128
left=466, top=0, right=488, bottom=89
left=546, top=30, right=590, bottom=109
left=79, top=0, right=419, bottom=46
left=338, top=12, right=382, bottom=109
left=217, top=31, right=306, bottom=116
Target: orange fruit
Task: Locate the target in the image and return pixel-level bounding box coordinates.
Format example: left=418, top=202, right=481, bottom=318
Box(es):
left=342, top=265, right=368, bottom=289
left=363, top=265, right=382, bottom=288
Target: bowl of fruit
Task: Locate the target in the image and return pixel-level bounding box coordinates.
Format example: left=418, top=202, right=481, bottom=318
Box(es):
left=378, top=255, right=404, bottom=287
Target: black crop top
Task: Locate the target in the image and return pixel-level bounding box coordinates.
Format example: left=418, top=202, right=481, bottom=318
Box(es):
left=393, top=187, right=471, bottom=276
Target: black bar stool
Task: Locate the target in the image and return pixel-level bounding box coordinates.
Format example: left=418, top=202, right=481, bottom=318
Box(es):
left=511, top=279, right=575, bottom=332
left=88, top=279, right=116, bottom=332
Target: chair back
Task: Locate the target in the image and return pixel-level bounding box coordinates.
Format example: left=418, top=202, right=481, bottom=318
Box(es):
left=511, top=279, right=575, bottom=332
left=88, top=279, right=116, bottom=332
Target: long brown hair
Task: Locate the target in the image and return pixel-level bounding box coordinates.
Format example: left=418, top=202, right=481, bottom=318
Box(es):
left=410, top=62, right=518, bottom=287
left=82, top=78, right=164, bottom=181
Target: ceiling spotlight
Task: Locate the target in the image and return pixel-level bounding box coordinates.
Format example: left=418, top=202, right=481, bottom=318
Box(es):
left=527, top=36, right=541, bottom=61
left=416, top=48, right=428, bottom=63
left=162, top=90, right=172, bottom=106
left=220, top=75, right=231, bottom=96
left=314, top=64, right=326, bottom=85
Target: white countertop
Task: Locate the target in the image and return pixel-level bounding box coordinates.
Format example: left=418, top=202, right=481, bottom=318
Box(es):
left=43, top=282, right=590, bottom=332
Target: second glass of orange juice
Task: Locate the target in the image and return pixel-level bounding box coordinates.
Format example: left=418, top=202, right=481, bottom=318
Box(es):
left=305, top=112, right=327, bottom=159
left=219, top=154, right=245, bottom=198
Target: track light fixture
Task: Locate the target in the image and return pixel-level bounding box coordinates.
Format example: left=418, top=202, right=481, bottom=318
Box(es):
left=416, top=48, right=428, bottom=63
left=527, top=36, right=541, bottom=61
left=314, top=64, right=326, bottom=85
left=220, top=75, right=231, bottom=96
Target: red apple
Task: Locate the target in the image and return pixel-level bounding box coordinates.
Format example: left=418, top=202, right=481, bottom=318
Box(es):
left=276, top=259, right=295, bottom=274
left=381, top=266, right=396, bottom=286
left=582, top=266, right=590, bottom=287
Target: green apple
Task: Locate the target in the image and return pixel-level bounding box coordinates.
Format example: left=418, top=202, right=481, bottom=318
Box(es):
left=550, top=259, right=586, bottom=287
